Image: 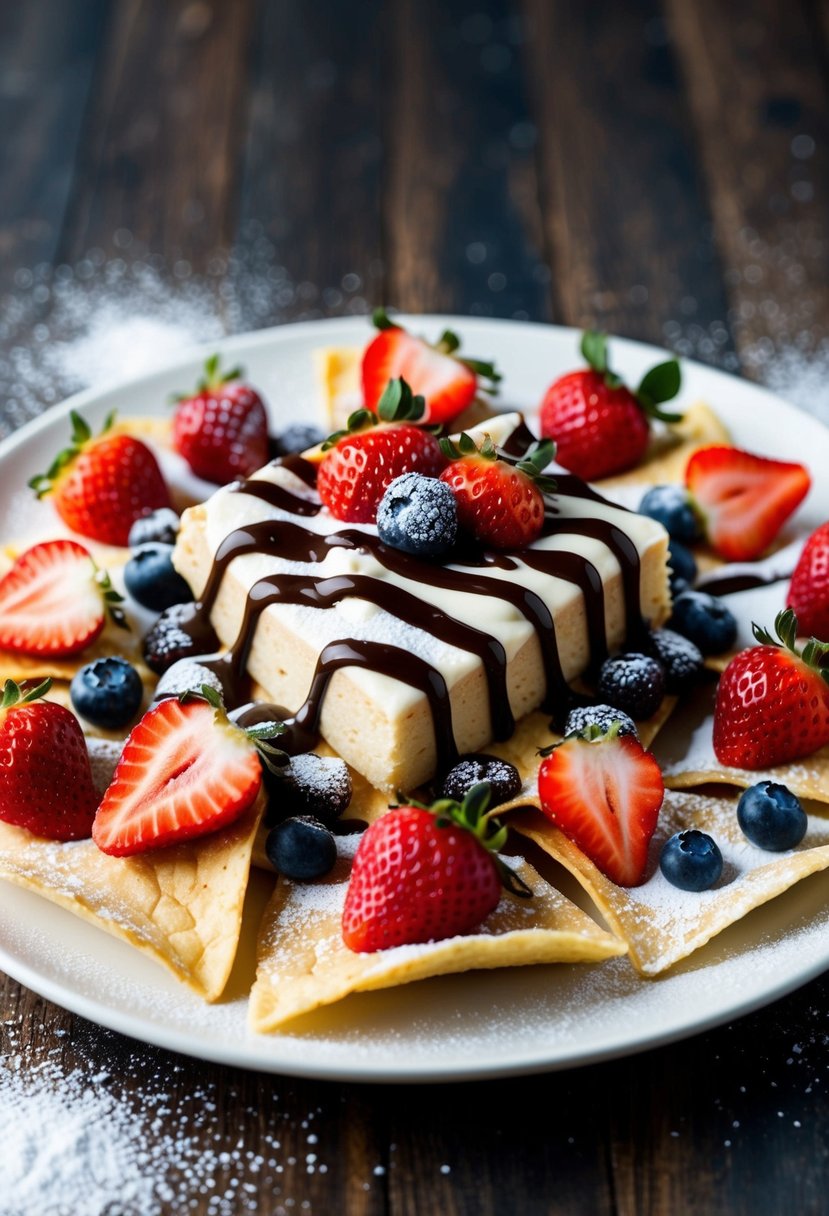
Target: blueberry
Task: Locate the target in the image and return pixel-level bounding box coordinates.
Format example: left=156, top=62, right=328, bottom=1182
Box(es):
left=272, top=423, right=326, bottom=456
left=737, top=781, right=808, bottom=851
left=639, top=485, right=702, bottom=544
left=70, top=657, right=144, bottom=729
left=265, top=815, right=337, bottom=880
left=265, top=753, right=353, bottom=827
left=564, top=704, right=638, bottom=740
left=124, top=544, right=194, bottom=612
left=142, top=603, right=219, bottom=674
left=669, top=590, right=737, bottom=655
left=670, top=577, right=690, bottom=599
left=376, top=473, right=458, bottom=558
left=597, top=653, right=665, bottom=720
left=660, top=830, right=723, bottom=891
left=668, top=539, right=697, bottom=590
left=645, top=629, right=704, bottom=694
left=439, top=755, right=521, bottom=807
left=128, top=507, right=180, bottom=550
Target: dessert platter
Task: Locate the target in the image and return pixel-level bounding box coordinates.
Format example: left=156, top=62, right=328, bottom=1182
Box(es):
left=0, top=314, right=828, bottom=1082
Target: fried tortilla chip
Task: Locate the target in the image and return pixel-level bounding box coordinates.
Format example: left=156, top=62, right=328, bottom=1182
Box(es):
left=511, top=789, right=829, bottom=975
left=0, top=793, right=265, bottom=1001
left=249, top=835, right=626, bottom=1032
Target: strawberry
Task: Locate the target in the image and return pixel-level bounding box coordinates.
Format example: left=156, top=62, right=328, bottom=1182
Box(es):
left=713, top=608, right=829, bottom=769
left=342, top=782, right=531, bottom=953
left=537, top=723, right=664, bottom=887
left=438, top=433, right=554, bottom=549
left=538, top=331, right=682, bottom=481
left=686, top=445, right=810, bottom=562
left=787, top=522, right=829, bottom=640
left=317, top=377, right=444, bottom=522
left=362, top=309, right=501, bottom=425
left=0, top=539, right=126, bottom=658
left=0, top=678, right=98, bottom=840
left=172, top=353, right=270, bottom=484
left=29, top=410, right=171, bottom=547
left=92, top=687, right=286, bottom=857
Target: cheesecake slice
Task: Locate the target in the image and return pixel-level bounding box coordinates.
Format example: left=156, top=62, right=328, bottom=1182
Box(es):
left=173, top=414, right=670, bottom=791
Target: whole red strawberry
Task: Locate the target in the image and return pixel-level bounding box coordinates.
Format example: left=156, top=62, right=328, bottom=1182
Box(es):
left=0, top=539, right=126, bottom=657
left=787, top=523, right=829, bottom=640
left=539, top=332, right=682, bottom=481
left=342, top=782, right=530, bottom=952
left=29, top=411, right=171, bottom=547
left=687, top=445, right=810, bottom=562
left=537, top=722, right=664, bottom=887
left=439, top=433, right=554, bottom=549
left=317, top=377, right=444, bottom=522
left=0, top=678, right=98, bottom=840
left=713, top=609, right=829, bottom=769
left=362, top=309, right=501, bottom=425
left=172, top=354, right=270, bottom=484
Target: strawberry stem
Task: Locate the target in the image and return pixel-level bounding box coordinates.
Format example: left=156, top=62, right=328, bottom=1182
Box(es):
left=578, top=330, right=683, bottom=424
left=1, top=677, right=52, bottom=709
left=753, top=608, right=829, bottom=683
left=29, top=410, right=118, bottom=499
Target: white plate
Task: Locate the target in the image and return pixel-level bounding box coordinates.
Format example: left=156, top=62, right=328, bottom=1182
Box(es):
left=1, top=315, right=828, bottom=1083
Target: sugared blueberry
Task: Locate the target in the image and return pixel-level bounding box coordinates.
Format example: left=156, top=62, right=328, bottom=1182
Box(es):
left=265, top=752, right=353, bottom=827
left=142, top=603, right=219, bottom=674
left=639, top=485, right=702, bottom=544
left=597, top=653, right=665, bottom=720
left=376, top=473, right=458, bottom=558
left=128, top=507, right=180, bottom=550
left=439, top=754, right=521, bottom=807
left=669, top=590, right=737, bottom=655
left=70, top=657, right=144, bottom=729
left=124, top=544, right=194, bottom=612
left=564, top=704, right=638, bottom=739
left=737, top=781, right=808, bottom=852
left=272, top=423, right=326, bottom=456
left=668, top=539, right=697, bottom=591
left=265, top=815, right=337, bottom=880
left=152, top=659, right=225, bottom=703
left=646, top=629, right=704, bottom=694
left=659, top=830, right=723, bottom=891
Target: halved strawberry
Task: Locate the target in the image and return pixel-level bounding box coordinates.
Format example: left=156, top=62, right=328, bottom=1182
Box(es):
left=92, top=689, right=285, bottom=856
left=0, top=539, right=126, bottom=658
left=362, top=310, right=500, bottom=425
left=686, top=445, right=810, bottom=562
left=537, top=724, right=664, bottom=887
left=787, top=522, right=829, bottom=640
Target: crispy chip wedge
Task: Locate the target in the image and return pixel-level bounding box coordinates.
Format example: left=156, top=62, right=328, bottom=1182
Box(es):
left=249, top=838, right=625, bottom=1033
left=0, top=792, right=265, bottom=1001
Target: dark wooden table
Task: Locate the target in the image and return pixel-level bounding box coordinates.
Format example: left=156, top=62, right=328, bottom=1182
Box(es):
left=2, top=2, right=829, bottom=1212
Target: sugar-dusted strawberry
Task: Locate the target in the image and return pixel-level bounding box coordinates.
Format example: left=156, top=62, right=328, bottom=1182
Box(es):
left=438, top=432, right=554, bottom=549
left=342, top=782, right=531, bottom=953
left=92, top=687, right=286, bottom=856
left=172, top=353, right=270, bottom=484
left=787, top=522, right=829, bottom=640
left=362, top=309, right=501, bottom=425
left=29, top=410, right=171, bottom=547
left=539, top=331, right=682, bottom=481
left=0, top=678, right=98, bottom=840
left=317, top=376, right=444, bottom=522
left=0, top=539, right=126, bottom=658
left=713, top=608, right=829, bottom=770
left=537, top=722, right=664, bottom=887
left=686, top=445, right=810, bottom=563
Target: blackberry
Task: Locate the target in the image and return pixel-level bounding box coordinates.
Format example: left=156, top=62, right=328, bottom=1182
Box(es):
left=272, top=423, right=326, bottom=457
left=597, top=652, right=665, bottom=720
left=646, top=629, right=704, bottom=694
left=564, top=703, right=638, bottom=740
left=265, top=752, right=352, bottom=827
left=439, top=754, right=521, bottom=807
left=152, top=659, right=225, bottom=702
left=142, top=603, right=219, bottom=674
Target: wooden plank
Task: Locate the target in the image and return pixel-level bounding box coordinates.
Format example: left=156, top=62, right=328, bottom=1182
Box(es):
left=667, top=0, right=829, bottom=370
left=385, top=0, right=550, bottom=320
left=523, top=0, right=732, bottom=350
left=59, top=0, right=254, bottom=268
left=236, top=0, right=387, bottom=320
left=0, top=0, right=107, bottom=283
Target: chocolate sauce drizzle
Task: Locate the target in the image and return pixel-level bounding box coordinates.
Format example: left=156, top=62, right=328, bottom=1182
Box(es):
left=175, top=435, right=647, bottom=766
